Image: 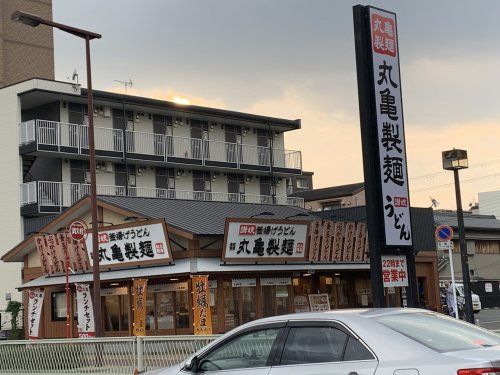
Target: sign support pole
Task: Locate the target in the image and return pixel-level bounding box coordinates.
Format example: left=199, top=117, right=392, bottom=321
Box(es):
left=353, top=5, right=418, bottom=308
left=448, top=244, right=459, bottom=319
left=353, top=5, right=386, bottom=307
left=65, top=232, right=71, bottom=338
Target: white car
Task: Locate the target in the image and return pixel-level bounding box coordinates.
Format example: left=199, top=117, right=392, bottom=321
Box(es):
left=150, top=308, right=500, bottom=375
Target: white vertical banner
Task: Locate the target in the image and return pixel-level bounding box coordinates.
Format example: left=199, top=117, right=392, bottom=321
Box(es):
left=75, top=283, right=95, bottom=338
left=369, top=7, right=412, bottom=246
left=27, top=289, right=44, bottom=340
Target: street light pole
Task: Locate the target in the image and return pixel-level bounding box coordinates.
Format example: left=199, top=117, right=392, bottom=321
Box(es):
left=85, top=35, right=103, bottom=337
left=453, top=169, right=474, bottom=323
left=442, top=148, right=474, bottom=323
left=11, top=10, right=103, bottom=336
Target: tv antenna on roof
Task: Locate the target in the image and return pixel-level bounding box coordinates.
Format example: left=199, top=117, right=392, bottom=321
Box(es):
left=66, top=69, right=79, bottom=91
left=114, top=79, right=133, bottom=94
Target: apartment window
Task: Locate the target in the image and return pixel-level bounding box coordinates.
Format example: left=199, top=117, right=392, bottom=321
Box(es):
left=296, top=177, right=310, bottom=189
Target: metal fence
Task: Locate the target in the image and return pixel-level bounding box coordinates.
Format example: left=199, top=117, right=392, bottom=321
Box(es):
left=0, top=335, right=218, bottom=374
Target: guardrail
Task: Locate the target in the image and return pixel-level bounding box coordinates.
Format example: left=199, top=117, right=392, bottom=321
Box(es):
left=0, top=335, right=218, bottom=374
left=21, top=182, right=305, bottom=211
left=19, top=120, right=302, bottom=171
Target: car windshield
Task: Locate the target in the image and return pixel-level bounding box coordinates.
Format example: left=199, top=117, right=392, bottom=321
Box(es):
left=374, top=312, right=500, bottom=353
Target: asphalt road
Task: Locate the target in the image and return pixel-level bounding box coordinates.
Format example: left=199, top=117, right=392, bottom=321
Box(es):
left=475, top=308, right=500, bottom=333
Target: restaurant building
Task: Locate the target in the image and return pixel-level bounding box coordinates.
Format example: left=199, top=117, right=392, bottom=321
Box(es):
left=2, top=194, right=438, bottom=338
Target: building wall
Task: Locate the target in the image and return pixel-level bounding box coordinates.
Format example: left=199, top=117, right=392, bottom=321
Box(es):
left=0, top=80, right=78, bottom=321
left=479, top=190, right=500, bottom=219
left=305, top=191, right=365, bottom=212
left=0, top=0, right=54, bottom=87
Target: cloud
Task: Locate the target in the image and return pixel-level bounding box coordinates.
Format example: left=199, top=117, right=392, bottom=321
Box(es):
left=244, top=87, right=500, bottom=210
left=104, top=85, right=227, bottom=109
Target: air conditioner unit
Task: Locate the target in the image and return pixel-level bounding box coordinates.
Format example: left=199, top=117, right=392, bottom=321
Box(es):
left=103, top=106, right=111, bottom=118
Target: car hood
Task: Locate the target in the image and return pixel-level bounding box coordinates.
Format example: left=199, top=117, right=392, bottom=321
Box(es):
left=146, top=363, right=182, bottom=375
left=444, top=346, right=500, bottom=367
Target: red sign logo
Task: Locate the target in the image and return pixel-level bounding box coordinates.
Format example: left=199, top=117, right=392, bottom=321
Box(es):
left=68, top=220, right=88, bottom=242
left=394, top=196, right=408, bottom=207
left=371, top=13, right=397, bottom=57
left=239, top=224, right=256, bottom=235
left=155, top=243, right=165, bottom=254
left=29, top=291, right=35, bottom=299
left=98, top=233, right=109, bottom=244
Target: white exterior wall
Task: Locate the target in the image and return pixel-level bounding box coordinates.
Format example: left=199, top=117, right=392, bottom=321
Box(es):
left=174, top=173, right=194, bottom=191
left=210, top=174, right=227, bottom=194
left=479, top=191, right=500, bottom=219
left=135, top=167, right=156, bottom=188
left=93, top=113, right=113, bottom=129
left=244, top=177, right=261, bottom=196
left=133, top=113, right=153, bottom=133
left=207, top=126, right=225, bottom=142
left=172, top=119, right=190, bottom=138
left=240, top=130, right=257, bottom=146
left=0, top=80, right=79, bottom=322
left=60, top=101, right=69, bottom=123
left=274, top=133, right=285, bottom=150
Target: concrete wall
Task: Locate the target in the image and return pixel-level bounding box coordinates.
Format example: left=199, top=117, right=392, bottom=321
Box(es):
left=479, top=190, right=500, bottom=219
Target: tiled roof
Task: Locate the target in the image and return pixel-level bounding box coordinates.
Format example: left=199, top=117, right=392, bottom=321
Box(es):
left=290, top=183, right=365, bottom=201
left=434, top=211, right=500, bottom=231
left=99, top=196, right=316, bottom=236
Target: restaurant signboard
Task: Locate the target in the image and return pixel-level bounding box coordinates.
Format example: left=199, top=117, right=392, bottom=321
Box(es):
left=223, top=218, right=309, bottom=263
left=85, top=219, right=172, bottom=269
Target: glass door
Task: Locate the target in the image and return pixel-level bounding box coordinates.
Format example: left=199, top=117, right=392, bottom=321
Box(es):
left=156, top=291, right=175, bottom=331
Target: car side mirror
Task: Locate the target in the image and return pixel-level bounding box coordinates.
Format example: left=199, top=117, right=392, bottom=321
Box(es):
left=184, top=355, right=199, bottom=373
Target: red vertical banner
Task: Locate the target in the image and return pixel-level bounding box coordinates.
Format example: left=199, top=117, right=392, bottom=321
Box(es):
left=308, top=220, right=322, bottom=261
left=353, top=223, right=367, bottom=261
left=320, top=220, right=333, bottom=261
left=192, top=275, right=213, bottom=335
left=343, top=222, right=356, bottom=261
left=332, top=222, right=345, bottom=261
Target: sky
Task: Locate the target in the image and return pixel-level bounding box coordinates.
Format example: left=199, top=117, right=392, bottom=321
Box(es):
left=52, top=0, right=500, bottom=210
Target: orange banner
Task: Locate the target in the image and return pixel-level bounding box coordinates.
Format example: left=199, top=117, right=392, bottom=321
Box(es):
left=192, top=275, right=213, bottom=335
left=132, top=279, right=148, bottom=336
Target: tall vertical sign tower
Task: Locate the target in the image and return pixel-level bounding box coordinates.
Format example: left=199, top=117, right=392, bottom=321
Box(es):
left=353, top=5, right=418, bottom=307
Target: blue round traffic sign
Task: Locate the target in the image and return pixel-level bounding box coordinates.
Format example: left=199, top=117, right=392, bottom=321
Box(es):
left=435, top=225, right=453, bottom=242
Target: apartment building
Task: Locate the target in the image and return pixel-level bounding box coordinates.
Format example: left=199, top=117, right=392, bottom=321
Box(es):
left=0, top=78, right=304, bottom=316
left=286, top=171, right=314, bottom=195
left=291, top=182, right=365, bottom=211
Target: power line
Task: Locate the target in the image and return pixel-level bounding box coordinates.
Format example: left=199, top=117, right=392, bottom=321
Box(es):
left=410, top=172, right=500, bottom=193
left=409, top=158, right=500, bottom=181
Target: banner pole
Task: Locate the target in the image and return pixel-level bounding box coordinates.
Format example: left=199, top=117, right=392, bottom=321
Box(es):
left=65, top=232, right=71, bottom=338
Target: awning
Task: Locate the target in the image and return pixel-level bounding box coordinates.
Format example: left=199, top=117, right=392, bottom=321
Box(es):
left=19, top=258, right=370, bottom=289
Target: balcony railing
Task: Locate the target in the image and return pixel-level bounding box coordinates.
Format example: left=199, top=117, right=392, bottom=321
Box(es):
left=20, top=182, right=304, bottom=212
left=20, top=120, right=302, bottom=171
